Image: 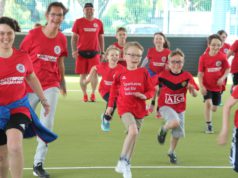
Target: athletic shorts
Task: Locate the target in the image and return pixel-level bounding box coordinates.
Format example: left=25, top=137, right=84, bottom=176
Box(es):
left=159, top=106, right=185, bottom=138
left=203, top=90, right=221, bottom=106
left=75, top=55, right=100, bottom=74
left=230, top=128, right=238, bottom=173
left=232, top=73, right=238, bottom=86
left=121, top=112, right=143, bottom=132
left=0, top=113, right=31, bottom=145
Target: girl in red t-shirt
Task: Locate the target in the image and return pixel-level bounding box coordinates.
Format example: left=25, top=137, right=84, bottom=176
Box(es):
left=84, top=46, right=125, bottom=132
left=0, top=17, right=49, bottom=178
left=141, top=32, right=171, bottom=117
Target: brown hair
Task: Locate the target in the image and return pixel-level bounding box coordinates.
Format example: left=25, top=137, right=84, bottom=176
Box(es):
left=207, top=34, right=222, bottom=45
left=46, top=2, right=68, bottom=16
left=168, top=48, right=185, bottom=60
left=154, top=32, right=170, bottom=49
left=124, top=41, right=144, bottom=53
left=116, top=27, right=127, bottom=33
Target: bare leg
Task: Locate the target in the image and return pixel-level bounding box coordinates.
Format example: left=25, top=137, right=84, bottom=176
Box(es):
left=169, top=137, right=179, bottom=153
left=6, top=129, right=23, bottom=178
left=121, top=124, right=139, bottom=161
left=204, top=99, right=212, bottom=122
left=90, top=73, right=98, bottom=94
left=80, top=74, right=87, bottom=95
left=0, top=145, right=8, bottom=178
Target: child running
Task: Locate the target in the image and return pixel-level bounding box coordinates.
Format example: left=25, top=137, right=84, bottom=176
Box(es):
left=218, top=85, right=238, bottom=173
left=198, top=34, right=230, bottom=134
left=105, top=42, right=155, bottom=178
left=112, top=27, right=128, bottom=67
left=156, top=49, right=198, bottom=164
left=141, top=32, right=170, bottom=117
left=84, top=45, right=125, bottom=131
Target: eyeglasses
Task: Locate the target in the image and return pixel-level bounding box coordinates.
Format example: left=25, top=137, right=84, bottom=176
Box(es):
left=169, top=60, right=184, bottom=64
left=125, top=53, right=142, bottom=58
left=49, top=13, right=64, bottom=17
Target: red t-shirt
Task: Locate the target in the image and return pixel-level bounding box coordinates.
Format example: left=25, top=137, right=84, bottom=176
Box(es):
left=198, top=52, right=230, bottom=92
left=96, top=63, right=125, bottom=97
left=156, top=70, right=199, bottom=113
left=231, top=85, right=238, bottom=128
left=108, top=68, right=155, bottom=119
left=72, top=17, right=104, bottom=51
left=147, top=47, right=170, bottom=74
left=0, top=48, right=33, bottom=118
left=230, top=40, right=238, bottom=74
left=113, top=42, right=126, bottom=67
left=20, top=27, right=68, bottom=92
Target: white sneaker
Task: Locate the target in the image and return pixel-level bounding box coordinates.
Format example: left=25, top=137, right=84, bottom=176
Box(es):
left=115, top=160, right=124, bottom=173
left=123, top=163, right=132, bottom=178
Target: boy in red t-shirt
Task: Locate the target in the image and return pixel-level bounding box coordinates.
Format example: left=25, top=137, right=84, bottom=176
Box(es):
left=113, top=27, right=128, bottom=67
left=155, top=49, right=198, bottom=164
left=198, top=34, right=230, bottom=134
left=84, top=46, right=125, bottom=131
left=218, top=85, right=238, bottom=173
left=105, top=42, right=154, bottom=178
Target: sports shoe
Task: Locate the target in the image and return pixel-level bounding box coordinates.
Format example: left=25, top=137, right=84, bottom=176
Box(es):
left=90, top=93, right=96, bottom=102
left=101, top=114, right=110, bottom=132
left=205, top=124, right=214, bottom=134
left=33, top=162, right=50, bottom=178
left=156, top=111, right=162, bottom=119
left=115, top=160, right=132, bottom=178
left=147, top=104, right=155, bottom=113
left=83, top=94, right=88, bottom=102
left=157, top=127, right=167, bottom=144
left=168, top=153, right=177, bottom=164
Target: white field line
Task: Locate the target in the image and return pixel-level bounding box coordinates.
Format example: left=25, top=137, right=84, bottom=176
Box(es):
left=24, top=165, right=232, bottom=170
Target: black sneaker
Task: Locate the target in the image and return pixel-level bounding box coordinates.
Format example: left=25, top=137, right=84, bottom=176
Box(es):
left=168, top=153, right=177, bottom=164
left=33, top=162, right=50, bottom=178
left=157, top=127, right=167, bottom=144
left=205, top=124, right=214, bottom=134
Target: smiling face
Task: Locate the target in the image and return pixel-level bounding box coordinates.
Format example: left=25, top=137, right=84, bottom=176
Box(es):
left=0, top=24, right=15, bottom=50
left=116, top=30, right=127, bottom=44
left=84, top=7, right=94, bottom=19
left=168, top=54, right=184, bottom=74
left=124, top=46, right=143, bottom=70
left=45, top=6, right=64, bottom=29
left=153, top=33, right=165, bottom=48
left=107, top=49, right=120, bottom=65
left=209, top=38, right=222, bottom=56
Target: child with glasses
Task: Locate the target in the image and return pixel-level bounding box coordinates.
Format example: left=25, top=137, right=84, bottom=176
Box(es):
left=198, top=34, right=230, bottom=134
left=105, top=42, right=154, bottom=178
left=156, top=49, right=198, bottom=164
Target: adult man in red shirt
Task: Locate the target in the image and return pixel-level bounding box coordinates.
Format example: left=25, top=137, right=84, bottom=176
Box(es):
left=71, top=2, right=105, bottom=102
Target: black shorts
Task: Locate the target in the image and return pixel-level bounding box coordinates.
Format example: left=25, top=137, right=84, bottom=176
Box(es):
left=0, top=113, right=31, bottom=146
left=203, top=90, right=221, bottom=106
left=233, top=73, right=238, bottom=86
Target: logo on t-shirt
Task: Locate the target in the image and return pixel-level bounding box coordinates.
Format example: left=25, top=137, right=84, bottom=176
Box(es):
left=122, top=76, right=126, bottom=80
left=216, top=61, right=222, bottom=67
left=16, top=64, right=25, bottom=73
left=165, top=93, right=185, bottom=104
left=93, top=23, right=98, bottom=28
left=54, top=46, right=61, bottom=55
left=161, top=57, right=167, bottom=62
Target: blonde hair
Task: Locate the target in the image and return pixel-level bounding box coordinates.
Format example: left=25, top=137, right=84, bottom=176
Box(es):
left=105, top=45, right=121, bottom=58
left=123, top=41, right=144, bottom=53
left=168, top=48, right=185, bottom=60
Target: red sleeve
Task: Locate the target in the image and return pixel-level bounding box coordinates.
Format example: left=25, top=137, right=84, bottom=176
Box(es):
left=96, top=64, right=103, bottom=75
left=98, top=20, right=104, bottom=35
left=230, top=40, right=238, bottom=53
left=25, top=54, right=34, bottom=76
left=232, top=85, right=238, bottom=99
left=20, top=31, right=33, bottom=53
left=188, top=73, right=199, bottom=90
left=72, top=19, right=79, bottom=34
left=60, top=34, right=68, bottom=57
left=198, top=55, right=204, bottom=72
left=144, top=70, right=155, bottom=99
left=108, top=72, right=120, bottom=107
